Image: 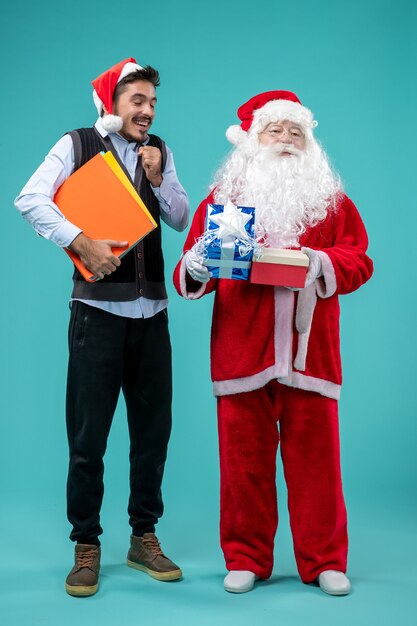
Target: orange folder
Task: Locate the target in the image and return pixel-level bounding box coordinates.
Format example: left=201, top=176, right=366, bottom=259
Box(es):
left=54, top=152, right=157, bottom=282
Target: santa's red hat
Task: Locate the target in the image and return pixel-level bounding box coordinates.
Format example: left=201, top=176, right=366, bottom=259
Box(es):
left=92, top=57, right=144, bottom=133
left=226, top=90, right=318, bottom=146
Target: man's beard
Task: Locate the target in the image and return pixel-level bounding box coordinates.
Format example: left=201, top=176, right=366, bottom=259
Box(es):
left=213, top=139, right=342, bottom=248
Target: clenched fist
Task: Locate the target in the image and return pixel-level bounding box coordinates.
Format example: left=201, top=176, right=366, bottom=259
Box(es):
left=138, top=146, right=162, bottom=187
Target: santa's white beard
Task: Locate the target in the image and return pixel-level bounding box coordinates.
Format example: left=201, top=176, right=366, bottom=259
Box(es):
left=213, top=139, right=342, bottom=248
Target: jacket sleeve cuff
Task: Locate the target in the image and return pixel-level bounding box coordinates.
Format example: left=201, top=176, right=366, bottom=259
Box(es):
left=179, top=252, right=208, bottom=299
left=315, top=251, right=337, bottom=298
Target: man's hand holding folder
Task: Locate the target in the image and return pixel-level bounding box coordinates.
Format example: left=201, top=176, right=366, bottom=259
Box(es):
left=54, top=151, right=158, bottom=282
left=69, top=233, right=128, bottom=280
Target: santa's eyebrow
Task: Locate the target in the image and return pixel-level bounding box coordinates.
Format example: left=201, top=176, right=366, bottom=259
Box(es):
left=268, top=122, right=302, bottom=129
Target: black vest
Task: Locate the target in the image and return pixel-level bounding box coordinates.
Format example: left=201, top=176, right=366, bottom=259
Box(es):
left=68, top=127, right=168, bottom=302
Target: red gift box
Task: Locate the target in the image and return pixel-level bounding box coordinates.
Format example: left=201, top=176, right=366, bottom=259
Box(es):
left=250, top=248, right=309, bottom=288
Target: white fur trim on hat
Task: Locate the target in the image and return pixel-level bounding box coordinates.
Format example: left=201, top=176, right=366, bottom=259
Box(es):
left=226, top=125, right=247, bottom=146
left=93, top=88, right=103, bottom=116
left=250, top=99, right=318, bottom=135
left=119, top=61, right=144, bottom=81
left=101, top=114, right=124, bottom=132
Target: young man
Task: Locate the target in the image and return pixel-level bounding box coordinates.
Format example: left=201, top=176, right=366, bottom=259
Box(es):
left=16, top=57, right=189, bottom=596
left=174, top=91, right=373, bottom=595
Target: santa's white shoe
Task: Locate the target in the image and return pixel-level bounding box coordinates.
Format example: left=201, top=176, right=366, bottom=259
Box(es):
left=318, top=570, right=351, bottom=595
left=224, top=570, right=257, bottom=593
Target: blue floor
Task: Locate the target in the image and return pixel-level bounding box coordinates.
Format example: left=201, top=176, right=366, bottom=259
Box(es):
left=1, top=495, right=416, bottom=626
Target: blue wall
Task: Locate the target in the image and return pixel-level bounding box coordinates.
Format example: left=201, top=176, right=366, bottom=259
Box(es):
left=1, top=1, right=416, bottom=624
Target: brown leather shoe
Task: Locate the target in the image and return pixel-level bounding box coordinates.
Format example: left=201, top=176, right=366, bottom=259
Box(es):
left=65, top=544, right=101, bottom=596
left=127, top=533, right=182, bottom=581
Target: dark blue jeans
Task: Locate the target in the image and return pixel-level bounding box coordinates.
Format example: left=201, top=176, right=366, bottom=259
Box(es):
left=66, top=302, right=172, bottom=544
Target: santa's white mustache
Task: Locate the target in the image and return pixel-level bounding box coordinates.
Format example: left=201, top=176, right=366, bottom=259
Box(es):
left=261, top=142, right=303, bottom=157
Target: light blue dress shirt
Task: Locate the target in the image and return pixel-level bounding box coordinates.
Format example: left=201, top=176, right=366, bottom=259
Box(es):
left=15, top=118, right=189, bottom=318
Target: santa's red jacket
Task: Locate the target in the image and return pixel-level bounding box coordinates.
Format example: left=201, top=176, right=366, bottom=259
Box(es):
left=173, top=192, right=373, bottom=400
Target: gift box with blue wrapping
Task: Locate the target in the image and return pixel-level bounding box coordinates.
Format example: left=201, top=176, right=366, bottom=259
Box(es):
left=198, top=202, right=256, bottom=280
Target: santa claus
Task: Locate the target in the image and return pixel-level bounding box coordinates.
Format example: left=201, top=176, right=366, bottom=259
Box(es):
left=173, top=91, right=373, bottom=595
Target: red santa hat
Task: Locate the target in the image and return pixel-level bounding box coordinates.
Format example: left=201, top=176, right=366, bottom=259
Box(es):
left=226, top=90, right=318, bottom=146
left=92, top=57, right=144, bottom=133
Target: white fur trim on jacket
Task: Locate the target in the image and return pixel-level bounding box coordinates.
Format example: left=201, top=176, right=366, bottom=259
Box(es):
left=316, top=251, right=337, bottom=298
left=214, top=368, right=341, bottom=400
left=213, top=288, right=294, bottom=396
left=212, top=283, right=341, bottom=400
left=278, top=371, right=341, bottom=400
left=294, top=284, right=317, bottom=372
left=179, top=252, right=208, bottom=299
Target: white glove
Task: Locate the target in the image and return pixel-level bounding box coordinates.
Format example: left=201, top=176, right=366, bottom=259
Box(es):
left=302, top=247, right=323, bottom=288
left=184, top=248, right=212, bottom=283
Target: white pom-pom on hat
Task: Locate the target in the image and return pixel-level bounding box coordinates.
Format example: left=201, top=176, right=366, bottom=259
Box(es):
left=226, top=125, right=247, bottom=146
left=101, top=115, right=124, bottom=133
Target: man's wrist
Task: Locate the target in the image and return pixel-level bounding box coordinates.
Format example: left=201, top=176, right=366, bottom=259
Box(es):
left=68, top=231, right=88, bottom=254
left=149, top=173, right=163, bottom=187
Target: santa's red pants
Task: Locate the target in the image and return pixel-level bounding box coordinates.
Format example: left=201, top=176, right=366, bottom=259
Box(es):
left=217, top=381, right=348, bottom=582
